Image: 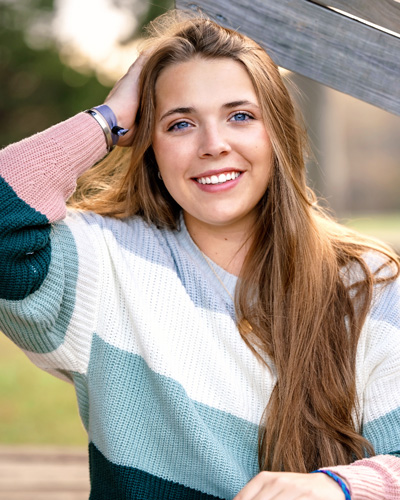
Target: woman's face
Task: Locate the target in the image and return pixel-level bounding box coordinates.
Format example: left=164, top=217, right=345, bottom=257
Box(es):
left=152, top=57, right=273, bottom=235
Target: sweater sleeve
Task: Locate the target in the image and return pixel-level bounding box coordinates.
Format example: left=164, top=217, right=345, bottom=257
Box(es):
left=325, top=455, right=400, bottom=499
left=325, top=273, right=400, bottom=499
left=0, top=112, right=107, bottom=300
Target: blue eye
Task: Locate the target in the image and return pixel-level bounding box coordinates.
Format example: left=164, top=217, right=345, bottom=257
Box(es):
left=231, top=112, right=252, bottom=122
left=168, top=121, right=191, bottom=131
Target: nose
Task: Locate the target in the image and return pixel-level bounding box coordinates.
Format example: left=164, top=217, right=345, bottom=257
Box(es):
left=197, top=124, right=231, bottom=158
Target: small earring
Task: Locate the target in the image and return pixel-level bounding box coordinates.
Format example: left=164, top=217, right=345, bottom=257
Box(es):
left=158, top=171, right=162, bottom=180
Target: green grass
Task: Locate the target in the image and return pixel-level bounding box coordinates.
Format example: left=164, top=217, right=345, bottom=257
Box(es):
left=0, top=333, right=87, bottom=446
left=343, top=212, right=400, bottom=251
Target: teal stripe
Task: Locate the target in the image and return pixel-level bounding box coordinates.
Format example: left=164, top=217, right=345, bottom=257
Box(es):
left=0, top=221, right=79, bottom=353
left=88, top=334, right=258, bottom=500
left=0, top=176, right=51, bottom=300
left=89, top=442, right=225, bottom=500
left=363, top=407, right=400, bottom=454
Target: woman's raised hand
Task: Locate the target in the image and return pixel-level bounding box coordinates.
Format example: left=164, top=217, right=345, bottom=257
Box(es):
left=233, top=471, right=347, bottom=500
left=103, top=53, right=147, bottom=147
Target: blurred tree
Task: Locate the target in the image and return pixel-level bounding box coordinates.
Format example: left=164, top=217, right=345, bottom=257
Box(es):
left=134, top=0, right=174, bottom=37
left=0, top=0, right=173, bottom=147
left=0, top=0, right=110, bottom=146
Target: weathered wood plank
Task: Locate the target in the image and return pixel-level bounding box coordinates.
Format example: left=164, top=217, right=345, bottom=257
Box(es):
left=313, top=0, right=400, bottom=36
left=175, top=0, right=400, bottom=116
left=0, top=446, right=90, bottom=500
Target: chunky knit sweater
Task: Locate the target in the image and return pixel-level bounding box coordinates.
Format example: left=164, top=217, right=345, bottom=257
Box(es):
left=1, top=113, right=400, bottom=500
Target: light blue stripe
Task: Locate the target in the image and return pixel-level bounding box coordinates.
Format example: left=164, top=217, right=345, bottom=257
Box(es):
left=0, top=222, right=79, bottom=353
left=77, top=211, right=237, bottom=320
left=87, top=334, right=258, bottom=500
left=363, top=406, right=400, bottom=454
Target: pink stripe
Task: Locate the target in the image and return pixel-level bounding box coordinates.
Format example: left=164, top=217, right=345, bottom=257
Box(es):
left=325, top=455, right=400, bottom=499
left=0, top=113, right=107, bottom=222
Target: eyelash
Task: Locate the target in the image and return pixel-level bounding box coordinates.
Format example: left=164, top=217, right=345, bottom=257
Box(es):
left=167, top=111, right=255, bottom=132
left=167, top=121, right=192, bottom=132
left=230, top=111, right=254, bottom=122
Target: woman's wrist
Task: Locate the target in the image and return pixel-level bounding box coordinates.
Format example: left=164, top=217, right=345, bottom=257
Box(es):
left=311, top=470, right=351, bottom=500
left=85, top=105, right=130, bottom=151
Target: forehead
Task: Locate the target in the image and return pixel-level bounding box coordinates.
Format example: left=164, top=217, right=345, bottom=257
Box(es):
left=154, top=57, right=258, bottom=111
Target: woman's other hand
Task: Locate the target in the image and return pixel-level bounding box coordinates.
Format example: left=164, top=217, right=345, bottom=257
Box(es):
left=233, top=471, right=346, bottom=500
left=104, top=53, right=147, bottom=147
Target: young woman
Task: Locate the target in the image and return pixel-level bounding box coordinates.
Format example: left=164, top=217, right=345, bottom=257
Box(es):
left=1, top=11, right=400, bottom=500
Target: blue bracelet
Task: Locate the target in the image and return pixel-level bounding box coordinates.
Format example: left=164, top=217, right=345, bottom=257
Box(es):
left=94, top=105, right=129, bottom=145
left=311, top=470, right=351, bottom=500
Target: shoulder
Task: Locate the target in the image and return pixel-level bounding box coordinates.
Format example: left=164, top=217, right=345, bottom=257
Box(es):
left=62, top=208, right=180, bottom=269
left=341, top=250, right=398, bottom=283
left=64, top=209, right=161, bottom=241
left=345, top=250, right=400, bottom=328
left=355, top=252, right=400, bottom=384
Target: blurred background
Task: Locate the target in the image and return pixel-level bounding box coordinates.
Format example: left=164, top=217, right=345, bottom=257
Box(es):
left=0, top=0, right=399, bottom=448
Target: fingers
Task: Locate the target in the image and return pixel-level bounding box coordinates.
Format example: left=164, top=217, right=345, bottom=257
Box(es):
left=234, top=472, right=289, bottom=500
left=234, top=472, right=283, bottom=500
left=103, top=52, right=149, bottom=145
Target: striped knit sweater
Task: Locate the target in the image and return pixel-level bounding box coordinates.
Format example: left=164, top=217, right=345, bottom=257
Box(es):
left=1, top=113, right=400, bottom=500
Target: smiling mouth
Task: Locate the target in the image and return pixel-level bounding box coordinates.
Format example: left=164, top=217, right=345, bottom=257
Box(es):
left=195, top=171, right=241, bottom=185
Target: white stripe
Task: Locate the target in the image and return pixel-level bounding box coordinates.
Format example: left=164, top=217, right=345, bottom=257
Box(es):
left=26, top=217, right=98, bottom=375
left=358, top=316, right=400, bottom=422
left=85, top=222, right=274, bottom=425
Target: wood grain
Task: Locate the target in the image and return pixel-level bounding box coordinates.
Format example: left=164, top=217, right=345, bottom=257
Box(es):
left=313, top=0, right=400, bottom=35
left=175, top=0, right=400, bottom=116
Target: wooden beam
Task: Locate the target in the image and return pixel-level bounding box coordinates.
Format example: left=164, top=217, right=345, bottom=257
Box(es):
left=175, top=0, right=400, bottom=116
left=314, top=0, right=400, bottom=36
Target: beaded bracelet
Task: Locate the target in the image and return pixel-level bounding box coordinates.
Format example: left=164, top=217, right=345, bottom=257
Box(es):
left=311, top=469, right=351, bottom=500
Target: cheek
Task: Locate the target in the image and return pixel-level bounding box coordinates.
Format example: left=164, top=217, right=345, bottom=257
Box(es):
left=151, top=135, right=165, bottom=168
left=257, top=133, right=273, bottom=169
left=151, top=139, right=187, bottom=203
left=153, top=138, right=193, bottom=179
left=153, top=135, right=176, bottom=166
left=154, top=148, right=179, bottom=181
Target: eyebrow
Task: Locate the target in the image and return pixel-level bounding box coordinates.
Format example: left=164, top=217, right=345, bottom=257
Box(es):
left=223, top=100, right=256, bottom=109
left=159, top=100, right=258, bottom=122
left=159, top=107, right=195, bottom=122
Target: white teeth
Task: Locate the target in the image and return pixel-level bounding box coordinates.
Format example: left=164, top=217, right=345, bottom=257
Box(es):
left=196, top=171, right=240, bottom=185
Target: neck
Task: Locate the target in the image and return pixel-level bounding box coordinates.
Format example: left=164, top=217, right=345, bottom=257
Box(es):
left=184, top=213, right=254, bottom=276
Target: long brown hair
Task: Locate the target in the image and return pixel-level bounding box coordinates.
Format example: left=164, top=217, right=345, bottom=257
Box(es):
left=70, top=11, right=400, bottom=472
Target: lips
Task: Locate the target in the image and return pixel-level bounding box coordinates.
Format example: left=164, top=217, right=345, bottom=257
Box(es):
left=195, top=171, right=241, bottom=185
